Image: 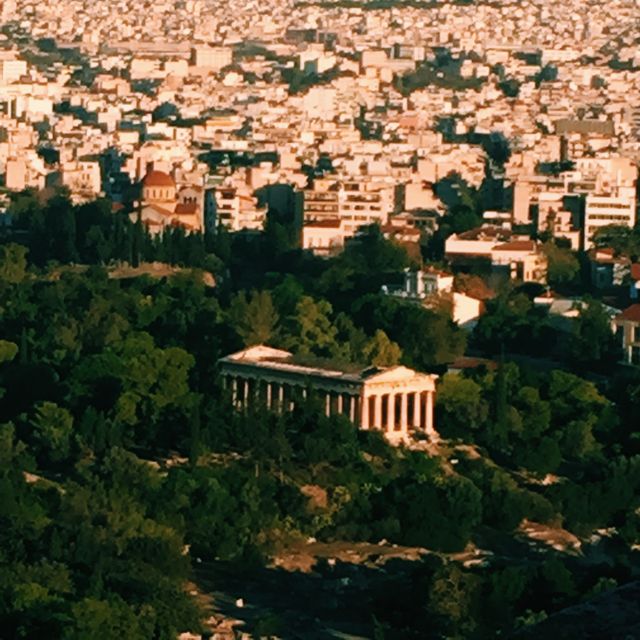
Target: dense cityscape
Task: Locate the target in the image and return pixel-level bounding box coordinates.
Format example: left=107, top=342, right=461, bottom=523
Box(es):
left=1, top=0, right=640, bottom=638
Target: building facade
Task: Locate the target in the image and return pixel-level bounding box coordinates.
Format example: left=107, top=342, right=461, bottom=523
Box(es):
left=614, top=305, right=640, bottom=365
left=303, top=177, right=396, bottom=238
left=584, top=193, right=636, bottom=248
left=218, top=346, right=438, bottom=444
left=134, top=170, right=204, bottom=233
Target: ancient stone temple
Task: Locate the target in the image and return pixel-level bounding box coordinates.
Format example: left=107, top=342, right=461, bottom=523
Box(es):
left=218, top=346, right=438, bottom=444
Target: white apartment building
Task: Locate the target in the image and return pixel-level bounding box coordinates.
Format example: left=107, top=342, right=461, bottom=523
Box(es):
left=513, top=157, right=638, bottom=249
left=445, top=227, right=548, bottom=284
left=0, top=55, right=27, bottom=85
left=382, top=268, right=483, bottom=329
left=491, top=240, right=548, bottom=284
left=192, top=46, right=233, bottom=71
left=215, top=186, right=266, bottom=232
left=391, top=268, right=455, bottom=298
left=584, top=193, right=636, bottom=248
left=303, top=177, right=396, bottom=236
left=60, top=160, right=103, bottom=202
left=302, top=218, right=345, bottom=256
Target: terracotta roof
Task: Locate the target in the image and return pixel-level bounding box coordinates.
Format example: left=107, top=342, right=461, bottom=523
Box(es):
left=617, top=304, right=640, bottom=323
left=591, top=247, right=630, bottom=265
left=175, top=202, right=198, bottom=215
left=493, top=240, right=536, bottom=252
left=143, top=170, right=175, bottom=188
left=631, top=264, right=640, bottom=281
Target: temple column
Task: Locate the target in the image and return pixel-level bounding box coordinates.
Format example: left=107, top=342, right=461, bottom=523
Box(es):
left=400, top=392, right=408, bottom=432
left=361, top=394, right=370, bottom=429
left=278, top=383, right=285, bottom=413
left=386, top=393, right=395, bottom=432
left=242, top=378, right=250, bottom=410
left=287, top=384, right=295, bottom=411
left=413, top=390, right=421, bottom=428
left=231, top=377, right=238, bottom=407
left=266, top=382, right=273, bottom=409
left=325, top=393, right=331, bottom=417
left=337, top=394, right=344, bottom=415
left=425, top=390, right=435, bottom=438
left=373, top=395, right=382, bottom=429
left=349, top=395, right=356, bottom=422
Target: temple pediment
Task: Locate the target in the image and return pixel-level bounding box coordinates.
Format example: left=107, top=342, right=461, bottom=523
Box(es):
left=362, top=365, right=422, bottom=383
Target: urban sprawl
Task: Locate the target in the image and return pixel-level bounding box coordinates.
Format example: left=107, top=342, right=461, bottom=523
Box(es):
left=2, top=0, right=640, bottom=362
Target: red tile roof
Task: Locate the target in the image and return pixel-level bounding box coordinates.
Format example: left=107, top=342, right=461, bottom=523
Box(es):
left=175, top=202, right=198, bottom=215
left=493, top=240, right=536, bottom=252
left=143, top=170, right=175, bottom=187
left=617, top=304, right=640, bottom=323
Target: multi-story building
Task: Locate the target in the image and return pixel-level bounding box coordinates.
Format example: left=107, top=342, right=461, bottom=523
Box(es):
left=60, top=160, right=102, bottom=202
left=512, top=158, right=638, bottom=249
left=214, top=185, right=266, bottom=232
left=382, top=268, right=484, bottom=329
left=445, top=226, right=548, bottom=284
left=303, top=177, right=397, bottom=244
left=387, top=268, right=455, bottom=299
left=0, top=54, right=27, bottom=85
left=584, top=193, right=636, bottom=248
left=490, top=240, right=548, bottom=283
left=192, top=46, right=232, bottom=71
left=302, top=218, right=345, bottom=256
left=614, top=305, right=640, bottom=365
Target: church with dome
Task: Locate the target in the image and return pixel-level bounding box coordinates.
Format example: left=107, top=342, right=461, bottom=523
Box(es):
left=133, top=169, right=204, bottom=233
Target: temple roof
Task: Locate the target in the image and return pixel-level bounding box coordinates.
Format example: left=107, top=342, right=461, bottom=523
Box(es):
left=219, top=346, right=436, bottom=385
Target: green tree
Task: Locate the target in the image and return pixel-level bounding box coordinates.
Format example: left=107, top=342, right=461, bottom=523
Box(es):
left=362, top=330, right=401, bottom=367
left=286, top=296, right=338, bottom=358
left=30, top=402, right=74, bottom=463
left=436, top=374, right=489, bottom=439
left=0, top=244, right=28, bottom=284
left=568, top=299, right=619, bottom=370
left=428, top=563, right=481, bottom=639
left=229, top=290, right=280, bottom=346
left=591, top=224, right=640, bottom=259
left=0, top=340, right=18, bottom=363
left=543, top=241, right=580, bottom=286
left=45, top=192, right=78, bottom=263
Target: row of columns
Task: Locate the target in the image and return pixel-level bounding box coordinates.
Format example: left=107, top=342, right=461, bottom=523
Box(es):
left=361, top=390, right=434, bottom=436
left=224, top=375, right=435, bottom=438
